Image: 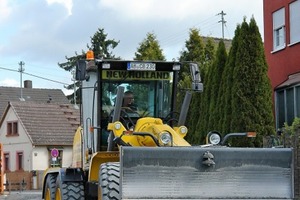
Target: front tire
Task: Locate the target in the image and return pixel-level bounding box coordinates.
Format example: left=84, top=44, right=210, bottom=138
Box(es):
left=44, top=174, right=57, bottom=200
left=99, top=162, right=120, bottom=200
left=55, top=175, right=84, bottom=200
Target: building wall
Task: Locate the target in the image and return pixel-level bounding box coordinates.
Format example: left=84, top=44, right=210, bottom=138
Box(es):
left=31, top=147, right=49, bottom=170
left=264, top=0, right=300, bottom=127
left=62, top=147, right=72, bottom=167
left=32, top=146, right=72, bottom=170
left=264, top=0, right=300, bottom=90
left=0, top=108, right=33, bottom=171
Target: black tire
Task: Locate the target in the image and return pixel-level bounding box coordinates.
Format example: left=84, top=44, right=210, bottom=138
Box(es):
left=55, top=175, right=85, bottom=200
left=44, top=174, right=57, bottom=200
left=99, top=162, right=120, bottom=200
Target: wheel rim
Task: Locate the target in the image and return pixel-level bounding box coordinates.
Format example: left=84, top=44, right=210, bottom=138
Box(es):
left=55, top=188, right=61, bottom=200
left=45, top=188, right=51, bottom=200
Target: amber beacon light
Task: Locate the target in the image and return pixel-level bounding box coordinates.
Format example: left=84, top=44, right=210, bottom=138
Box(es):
left=86, top=50, right=95, bottom=60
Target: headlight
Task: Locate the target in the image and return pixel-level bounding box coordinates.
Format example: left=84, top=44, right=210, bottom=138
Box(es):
left=159, top=132, right=172, bottom=145
left=114, top=122, right=121, bottom=130
left=179, top=126, right=188, bottom=134
left=207, top=131, right=221, bottom=145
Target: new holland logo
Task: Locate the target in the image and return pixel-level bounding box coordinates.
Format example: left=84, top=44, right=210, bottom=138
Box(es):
left=102, top=70, right=171, bottom=80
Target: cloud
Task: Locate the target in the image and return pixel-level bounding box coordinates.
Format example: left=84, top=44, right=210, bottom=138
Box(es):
left=99, top=0, right=214, bottom=21
left=0, top=0, right=80, bottom=63
left=46, top=0, right=73, bottom=15
left=0, top=78, right=19, bottom=87
left=0, top=0, right=12, bottom=24
left=0, top=0, right=264, bottom=66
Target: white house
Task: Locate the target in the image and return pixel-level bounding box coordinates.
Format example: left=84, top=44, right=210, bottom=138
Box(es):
left=0, top=101, right=79, bottom=190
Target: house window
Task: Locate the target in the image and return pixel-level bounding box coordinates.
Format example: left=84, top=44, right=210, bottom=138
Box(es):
left=4, top=153, right=10, bottom=172
left=273, top=8, right=285, bottom=50
left=276, top=85, right=300, bottom=128
left=6, top=121, right=18, bottom=136
left=290, top=0, right=300, bottom=44
left=16, top=152, right=23, bottom=171
left=286, top=88, right=295, bottom=124
left=277, top=90, right=285, bottom=128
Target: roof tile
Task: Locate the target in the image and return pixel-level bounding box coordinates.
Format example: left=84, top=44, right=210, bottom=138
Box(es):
left=0, top=86, right=70, bottom=118
left=10, top=101, right=80, bottom=146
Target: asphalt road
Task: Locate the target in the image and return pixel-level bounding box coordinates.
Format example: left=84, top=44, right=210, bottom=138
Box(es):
left=0, top=191, right=42, bottom=200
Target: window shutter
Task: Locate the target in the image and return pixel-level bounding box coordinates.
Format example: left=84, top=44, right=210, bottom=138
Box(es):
left=290, top=0, right=300, bottom=44
left=273, top=8, right=285, bottom=29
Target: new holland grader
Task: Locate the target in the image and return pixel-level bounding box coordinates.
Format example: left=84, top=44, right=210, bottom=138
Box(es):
left=42, top=51, right=294, bottom=199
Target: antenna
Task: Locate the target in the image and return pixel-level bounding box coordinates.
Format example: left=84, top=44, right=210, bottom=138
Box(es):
left=18, top=61, right=25, bottom=101
left=218, top=11, right=227, bottom=39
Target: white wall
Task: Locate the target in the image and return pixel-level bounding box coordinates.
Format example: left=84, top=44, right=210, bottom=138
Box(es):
left=32, top=146, right=73, bottom=170
left=0, top=108, right=33, bottom=171
left=62, top=147, right=72, bottom=168
left=32, top=147, right=49, bottom=170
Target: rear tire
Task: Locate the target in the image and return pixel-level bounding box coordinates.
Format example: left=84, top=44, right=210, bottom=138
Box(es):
left=99, top=162, right=120, bottom=200
left=45, top=174, right=57, bottom=200
left=55, top=175, right=84, bottom=200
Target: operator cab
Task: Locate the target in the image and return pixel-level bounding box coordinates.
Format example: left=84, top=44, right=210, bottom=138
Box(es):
left=76, top=59, right=202, bottom=151
left=100, top=61, right=179, bottom=133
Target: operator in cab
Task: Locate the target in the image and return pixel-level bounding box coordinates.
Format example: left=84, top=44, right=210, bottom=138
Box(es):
left=122, top=91, right=137, bottom=111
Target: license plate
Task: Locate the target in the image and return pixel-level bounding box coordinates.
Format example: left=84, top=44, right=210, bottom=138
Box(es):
left=127, top=62, right=156, bottom=71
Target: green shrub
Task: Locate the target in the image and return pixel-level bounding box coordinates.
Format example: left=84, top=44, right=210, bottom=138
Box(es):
left=283, top=117, right=300, bottom=135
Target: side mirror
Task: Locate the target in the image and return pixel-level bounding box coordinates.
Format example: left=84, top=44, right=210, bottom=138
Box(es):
left=75, top=60, right=87, bottom=81
left=189, top=63, right=203, bottom=92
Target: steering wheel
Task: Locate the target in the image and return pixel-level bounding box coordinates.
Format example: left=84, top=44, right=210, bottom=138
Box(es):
left=120, top=108, right=140, bottom=130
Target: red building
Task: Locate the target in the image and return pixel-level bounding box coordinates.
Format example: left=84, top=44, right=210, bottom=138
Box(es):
left=263, top=0, right=300, bottom=128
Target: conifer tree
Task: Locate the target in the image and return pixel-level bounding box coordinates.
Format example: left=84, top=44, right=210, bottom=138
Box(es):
left=59, top=28, right=119, bottom=71
left=230, top=17, right=274, bottom=146
left=219, top=25, right=241, bottom=134
left=206, top=40, right=227, bottom=132
left=203, top=38, right=216, bottom=75
left=59, top=28, right=119, bottom=103
left=134, top=32, right=165, bottom=61
left=195, top=38, right=216, bottom=143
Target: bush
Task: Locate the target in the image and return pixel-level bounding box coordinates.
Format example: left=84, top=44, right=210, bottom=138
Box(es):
left=283, top=117, right=300, bottom=135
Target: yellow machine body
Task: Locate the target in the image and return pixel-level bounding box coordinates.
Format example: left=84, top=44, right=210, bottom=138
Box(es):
left=108, top=117, right=190, bottom=147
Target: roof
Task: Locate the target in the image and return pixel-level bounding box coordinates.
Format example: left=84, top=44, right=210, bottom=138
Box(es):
left=1, top=101, right=80, bottom=146
left=276, top=72, right=300, bottom=89
left=0, top=86, right=70, bottom=119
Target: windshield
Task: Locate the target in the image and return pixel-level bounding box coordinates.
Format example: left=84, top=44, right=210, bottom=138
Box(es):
left=101, top=70, right=174, bottom=119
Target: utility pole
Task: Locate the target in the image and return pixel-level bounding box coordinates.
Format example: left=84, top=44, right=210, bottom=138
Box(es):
left=218, top=10, right=226, bottom=39
left=71, top=70, right=79, bottom=109
left=18, top=61, right=25, bottom=101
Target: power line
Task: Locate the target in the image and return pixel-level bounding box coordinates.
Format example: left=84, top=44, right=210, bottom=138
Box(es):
left=225, top=23, right=231, bottom=39
left=0, top=66, right=70, bottom=85
left=159, top=14, right=220, bottom=47
left=23, top=71, right=70, bottom=85
left=17, top=62, right=70, bottom=80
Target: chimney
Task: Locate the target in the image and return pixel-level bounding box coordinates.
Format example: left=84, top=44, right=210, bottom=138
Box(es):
left=24, top=80, right=32, bottom=88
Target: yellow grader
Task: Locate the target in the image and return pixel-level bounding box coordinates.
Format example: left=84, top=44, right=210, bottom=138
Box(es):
left=42, top=51, right=294, bottom=199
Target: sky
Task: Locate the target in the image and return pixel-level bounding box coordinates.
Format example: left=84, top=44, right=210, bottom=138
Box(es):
left=0, top=0, right=264, bottom=95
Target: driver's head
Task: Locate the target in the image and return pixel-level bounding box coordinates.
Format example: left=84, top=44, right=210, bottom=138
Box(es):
left=123, top=91, right=134, bottom=107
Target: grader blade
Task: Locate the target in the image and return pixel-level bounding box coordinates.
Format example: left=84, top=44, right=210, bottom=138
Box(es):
left=120, top=147, right=293, bottom=199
